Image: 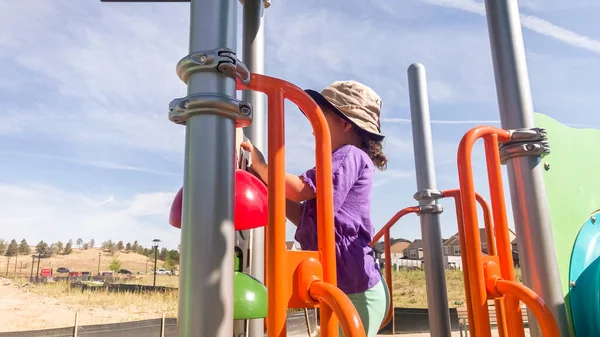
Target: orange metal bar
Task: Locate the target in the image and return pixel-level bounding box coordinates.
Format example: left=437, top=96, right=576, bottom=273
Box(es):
left=456, top=126, right=512, bottom=337
left=442, top=189, right=508, bottom=337
left=495, top=280, right=560, bottom=337
left=242, top=74, right=339, bottom=337
left=309, top=280, right=366, bottom=337
left=369, top=206, right=420, bottom=330
left=482, top=134, right=524, bottom=337
left=441, top=189, right=475, bottom=337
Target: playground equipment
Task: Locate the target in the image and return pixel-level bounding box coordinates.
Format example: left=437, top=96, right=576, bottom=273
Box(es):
left=169, top=169, right=269, bottom=231
left=100, top=0, right=599, bottom=336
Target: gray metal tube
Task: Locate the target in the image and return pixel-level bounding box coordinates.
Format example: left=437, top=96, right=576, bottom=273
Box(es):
left=407, top=63, right=452, bottom=337
left=177, top=1, right=238, bottom=336
left=483, top=1, right=569, bottom=336
left=242, top=1, right=266, bottom=336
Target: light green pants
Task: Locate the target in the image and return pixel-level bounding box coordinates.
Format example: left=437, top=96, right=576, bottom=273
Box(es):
left=338, top=277, right=390, bottom=337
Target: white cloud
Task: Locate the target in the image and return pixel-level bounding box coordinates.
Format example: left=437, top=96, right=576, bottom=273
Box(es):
left=421, top=0, right=600, bottom=55
left=0, top=182, right=180, bottom=249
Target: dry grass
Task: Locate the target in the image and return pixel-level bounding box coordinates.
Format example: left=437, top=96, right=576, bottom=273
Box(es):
left=390, top=267, right=522, bottom=308
left=14, top=276, right=178, bottom=318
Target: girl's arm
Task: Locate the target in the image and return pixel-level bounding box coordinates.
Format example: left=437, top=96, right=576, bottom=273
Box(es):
left=251, top=155, right=316, bottom=203
left=285, top=199, right=303, bottom=226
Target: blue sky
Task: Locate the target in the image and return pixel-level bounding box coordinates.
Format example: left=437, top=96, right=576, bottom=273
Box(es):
left=1, top=0, right=599, bottom=251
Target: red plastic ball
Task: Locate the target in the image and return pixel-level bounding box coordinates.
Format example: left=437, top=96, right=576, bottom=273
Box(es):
left=169, top=169, right=268, bottom=231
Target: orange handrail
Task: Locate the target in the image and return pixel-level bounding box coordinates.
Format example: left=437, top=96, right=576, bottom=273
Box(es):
left=441, top=189, right=508, bottom=337
left=456, top=126, right=558, bottom=337
left=309, top=280, right=366, bottom=337
left=369, top=206, right=420, bottom=330
left=239, top=74, right=347, bottom=337
left=495, top=279, right=560, bottom=337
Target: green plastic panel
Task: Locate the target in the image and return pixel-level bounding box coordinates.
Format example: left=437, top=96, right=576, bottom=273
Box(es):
left=234, top=271, right=268, bottom=320
left=534, top=112, right=600, bottom=336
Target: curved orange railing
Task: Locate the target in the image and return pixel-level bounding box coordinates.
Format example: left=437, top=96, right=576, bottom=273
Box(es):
left=240, top=74, right=364, bottom=337
left=369, top=206, right=420, bottom=329
left=456, top=126, right=559, bottom=337
left=309, top=280, right=365, bottom=336
left=495, top=280, right=559, bottom=336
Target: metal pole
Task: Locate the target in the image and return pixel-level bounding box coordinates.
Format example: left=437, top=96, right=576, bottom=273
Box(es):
left=242, top=1, right=266, bottom=336
left=36, top=253, right=41, bottom=281
left=153, top=245, right=158, bottom=287
left=483, top=1, right=569, bottom=336
left=98, top=253, right=101, bottom=275
left=176, top=0, right=237, bottom=336
left=30, top=257, right=35, bottom=280
left=407, top=63, right=452, bottom=337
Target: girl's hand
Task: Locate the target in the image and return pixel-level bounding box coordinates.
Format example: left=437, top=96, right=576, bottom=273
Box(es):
left=241, top=140, right=267, bottom=181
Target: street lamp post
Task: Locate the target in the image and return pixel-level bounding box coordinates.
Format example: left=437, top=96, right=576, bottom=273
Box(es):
left=152, top=239, right=161, bottom=287
left=97, top=252, right=101, bottom=276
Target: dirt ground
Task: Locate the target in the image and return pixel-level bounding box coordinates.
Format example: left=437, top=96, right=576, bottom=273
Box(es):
left=0, top=277, right=170, bottom=332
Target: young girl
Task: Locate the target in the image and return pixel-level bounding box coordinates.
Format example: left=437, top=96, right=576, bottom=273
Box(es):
left=241, top=80, right=390, bottom=337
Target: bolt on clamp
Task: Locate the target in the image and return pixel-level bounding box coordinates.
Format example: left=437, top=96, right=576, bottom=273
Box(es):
left=413, top=189, right=443, bottom=202
left=418, top=204, right=443, bottom=215
left=169, top=48, right=253, bottom=127
left=499, top=127, right=550, bottom=164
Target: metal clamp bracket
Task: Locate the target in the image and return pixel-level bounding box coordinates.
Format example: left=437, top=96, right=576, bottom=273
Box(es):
left=169, top=93, right=253, bottom=127
left=499, top=127, right=550, bottom=164
left=176, top=48, right=251, bottom=86
left=413, top=189, right=443, bottom=202
left=418, top=204, right=443, bottom=215
left=239, top=0, right=271, bottom=8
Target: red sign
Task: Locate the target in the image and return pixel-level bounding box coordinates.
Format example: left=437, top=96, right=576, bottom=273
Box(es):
left=40, top=268, right=52, bottom=277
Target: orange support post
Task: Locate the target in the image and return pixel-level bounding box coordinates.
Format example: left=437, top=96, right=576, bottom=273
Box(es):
left=239, top=74, right=364, bottom=337
left=456, top=126, right=559, bottom=337
left=369, top=206, right=420, bottom=330
left=441, top=189, right=508, bottom=337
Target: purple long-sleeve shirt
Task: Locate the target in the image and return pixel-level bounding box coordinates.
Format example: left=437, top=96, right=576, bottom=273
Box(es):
left=295, top=144, right=382, bottom=294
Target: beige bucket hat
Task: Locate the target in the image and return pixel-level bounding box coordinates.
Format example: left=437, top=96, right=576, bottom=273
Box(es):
left=305, top=80, right=384, bottom=141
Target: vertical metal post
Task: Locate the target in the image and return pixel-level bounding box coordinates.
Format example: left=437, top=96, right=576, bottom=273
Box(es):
left=153, top=245, right=158, bottom=287
left=407, top=63, right=452, bottom=337
left=242, top=1, right=266, bottom=336
left=483, top=1, right=569, bottom=336
left=176, top=0, right=238, bottom=337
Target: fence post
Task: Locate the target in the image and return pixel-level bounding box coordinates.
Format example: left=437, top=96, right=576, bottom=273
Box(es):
left=73, top=312, right=79, bottom=337
left=161, top=313, right=166, bottom=337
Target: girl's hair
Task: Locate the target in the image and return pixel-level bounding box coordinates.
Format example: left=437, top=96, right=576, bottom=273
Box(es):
left=360, top=132, right=388, bottom=171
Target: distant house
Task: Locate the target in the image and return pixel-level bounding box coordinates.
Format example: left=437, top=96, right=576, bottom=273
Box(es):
left=442, top=228, right=519, bottom=268
left=403, top=239, right=424, bottom=260
left=372, top=238, right=411, bottom=268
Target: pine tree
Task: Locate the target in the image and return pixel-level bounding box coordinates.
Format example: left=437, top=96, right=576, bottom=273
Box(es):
left=89, top=239, right=95, bottom=248
left=0, top=240, right=7, bottom=255
left=63, top=240, right=73, bottom=255
left=5, top=240, right=19, bottom=257
left=18, top=239, right=30, bottom=254
left=56, top=241, right=64, bottom=254
left=125, top=242, right=132, bottom=251
left=36, top=241, right=50, bottom=257
left=117, top=241, right=124, bottom=251
left=76, top=238, right=83, bottom=249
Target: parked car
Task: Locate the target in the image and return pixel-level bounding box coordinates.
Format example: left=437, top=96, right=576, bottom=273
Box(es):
left=118, top=269, right=132, bottom=274
left=155, top=268, right=171, bottom=275
left=56, top=267, right=70, bottom=273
